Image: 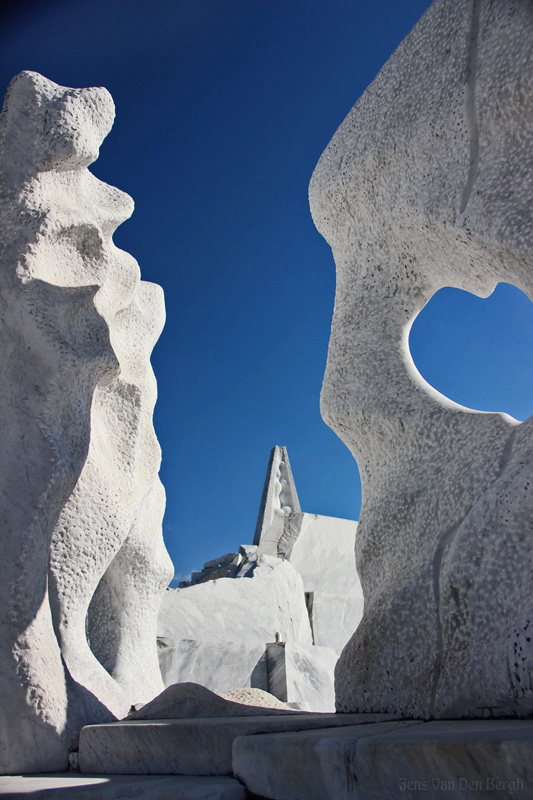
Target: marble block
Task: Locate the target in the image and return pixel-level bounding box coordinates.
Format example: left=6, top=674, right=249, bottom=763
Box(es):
left=310, top=0, right=533, bottom=717
left=233, top=720, right=533, bottom=800
left=0, top=71, right=172, bottom=774
left=309, top=592, right=363, bottom=656
left=158, top=639, right=268, bottom=694
left=266, top=642, right=337, bottom=713
left=78, top=712, right=389, bottom=776
left=158, top=555, right=312, bottom=647
left=233, top=721, right=417, bottom=800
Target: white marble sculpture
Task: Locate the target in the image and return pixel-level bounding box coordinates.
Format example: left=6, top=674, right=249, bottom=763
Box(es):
left=253, top=446, right=301, bottom=546
left=310, top=0, right=533, bottom=718
left=0, top=71, right=173, bottom=774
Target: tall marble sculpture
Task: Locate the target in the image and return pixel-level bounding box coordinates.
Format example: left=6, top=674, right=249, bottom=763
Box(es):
left=0, top=71, right=173, bottom=774
left=310, top=0, right=533, bottom=718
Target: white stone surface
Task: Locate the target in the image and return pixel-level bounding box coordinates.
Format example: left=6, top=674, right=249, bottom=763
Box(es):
left=257, top=511, right=362, bottom=654
left=288, top=515, right=359, bottom=594
left=0, top=773, right=248, bottom=800
left=233, top=721, right=417, bottom=800
left=158, top=640, right=268, bottom=695
left=309, top=592, right=363, bottom=655
left=234, top=719, right=533, bottom=800
left=158, top=555, right=312, bottom=647
left=286, top=514, right=363, bottom=653
left=78, top=712, right=378, bottom=776
left=266, top=642, right=337, bottom=713
left=0, top=71, right=172, bottom=774
left=310, top=0, right=533, bottom=717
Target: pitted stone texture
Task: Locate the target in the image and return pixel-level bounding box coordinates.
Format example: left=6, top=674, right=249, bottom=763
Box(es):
left=158, top=555, right=313, bottom=648
left=0, top=71, right=172, bottom=774
left=310, top=0, right=533, bottom=717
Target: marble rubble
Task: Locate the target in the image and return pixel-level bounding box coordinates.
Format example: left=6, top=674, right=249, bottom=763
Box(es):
left=309, top=0, right=533, bottom=719
left=125, top=682, right=300, bottom=721
left=158, top=445, right=363, bottom=711
left=0, top=71, right=172, bottom=775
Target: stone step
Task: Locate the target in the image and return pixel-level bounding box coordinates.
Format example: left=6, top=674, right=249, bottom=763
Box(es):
left=0, top=773, right=248, bottom=799
left=78, top=713, right=394, bottom=776
left=232, top=719, right=533, bottom=800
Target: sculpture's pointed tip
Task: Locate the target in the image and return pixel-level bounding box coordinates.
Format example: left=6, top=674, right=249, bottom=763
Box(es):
left=253, top=445, right=301, bottom=547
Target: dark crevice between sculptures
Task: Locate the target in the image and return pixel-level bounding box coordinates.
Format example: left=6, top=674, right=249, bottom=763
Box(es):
left=459, top=0, right=481, bottom=215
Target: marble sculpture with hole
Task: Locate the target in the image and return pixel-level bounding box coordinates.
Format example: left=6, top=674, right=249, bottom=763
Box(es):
left=309, top=0, right=533, bottom=719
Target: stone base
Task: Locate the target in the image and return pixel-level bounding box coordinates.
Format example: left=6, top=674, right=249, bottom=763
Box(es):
left=0, top=773, right=247, bottom=799
left=78, top=713, right=393, bottom=776
left=233, top=719, right=533, bottom=799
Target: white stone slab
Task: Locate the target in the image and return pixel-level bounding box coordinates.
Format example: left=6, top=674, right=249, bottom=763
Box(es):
left=0, top=773, right=248, bottom=799
left=234, top=719, right=533, bottom=799
left=78, top=713, right=391, bottom=776
left=355, top=720, right=533, bottom=800
left=233, top=720, right=419, bottom=800
left=310, top=0, right=533, bottom=718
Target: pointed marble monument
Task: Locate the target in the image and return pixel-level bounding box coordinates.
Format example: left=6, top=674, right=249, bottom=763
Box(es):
left=253, top=445, right=301, bottom=547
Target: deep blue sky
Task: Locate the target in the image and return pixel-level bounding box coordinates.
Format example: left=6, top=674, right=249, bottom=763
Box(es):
left=1, top=1, right=531, bottom=583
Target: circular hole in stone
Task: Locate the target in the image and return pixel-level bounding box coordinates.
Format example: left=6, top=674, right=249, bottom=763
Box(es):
left=409, top=283, right=533, bottom=421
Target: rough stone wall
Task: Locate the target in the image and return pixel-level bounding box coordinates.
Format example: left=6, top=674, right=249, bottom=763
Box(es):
left=310, top=0, right=532, bottom=718
left=0, top=71, right=173, bottom=774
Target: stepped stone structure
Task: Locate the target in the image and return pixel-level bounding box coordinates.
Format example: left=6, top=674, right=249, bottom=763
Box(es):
left=158, top=446, right=362, bottom=711
left=310, top=0, right=533, bottom=718
left=0, top=71, right=173, bottom=774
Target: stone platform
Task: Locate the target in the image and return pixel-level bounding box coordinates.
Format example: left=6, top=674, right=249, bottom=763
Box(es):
left=0, top=773, right=247, bottom=799
left=233, top=719, right=533, bottom=800
left=78, top=713, right=392, bottom=776
left=4, top=717, right=533, bottom=799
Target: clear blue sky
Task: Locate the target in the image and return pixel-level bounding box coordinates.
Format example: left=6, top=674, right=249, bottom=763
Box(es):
left=1, top=1, right=531, bottom=583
